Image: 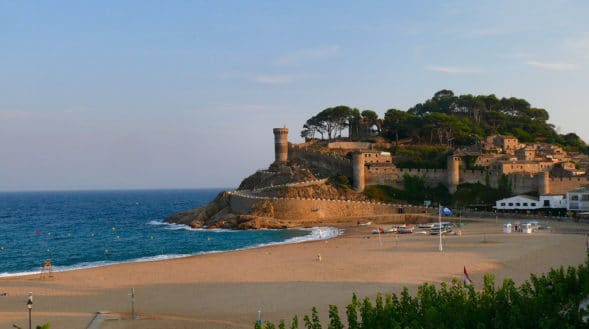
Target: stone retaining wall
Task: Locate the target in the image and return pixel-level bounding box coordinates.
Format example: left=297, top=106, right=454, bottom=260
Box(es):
left=227, top=190, right=427, bottom=221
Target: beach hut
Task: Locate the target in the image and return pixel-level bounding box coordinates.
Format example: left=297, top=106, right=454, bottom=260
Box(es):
left=503, top=222, right=512, bottom=234
left=521, top=222, right=532, bottom=234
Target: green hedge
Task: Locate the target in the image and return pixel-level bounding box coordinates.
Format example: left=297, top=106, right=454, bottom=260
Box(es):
left=256, top=255, right=589, bottom=329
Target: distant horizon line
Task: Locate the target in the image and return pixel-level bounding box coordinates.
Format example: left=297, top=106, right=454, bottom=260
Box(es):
left=0, top=186, right=234, bottom=193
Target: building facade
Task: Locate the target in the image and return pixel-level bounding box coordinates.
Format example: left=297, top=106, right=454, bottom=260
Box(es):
left=566, top=186, right=589, bottom=212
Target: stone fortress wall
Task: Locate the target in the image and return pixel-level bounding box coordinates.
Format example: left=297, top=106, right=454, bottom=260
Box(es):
left=548, top=177, right=589, bottom=195
left=227, top=187, right=426, bottom=222
left=236, top=128, right=589, bottom=223
left=365, top=159, right=589, bottom=195
left=285, top=128, right=589, bottom=196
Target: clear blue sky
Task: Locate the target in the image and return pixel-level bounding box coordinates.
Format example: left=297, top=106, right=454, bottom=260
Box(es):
left=1, top=1, right=588, bottom=191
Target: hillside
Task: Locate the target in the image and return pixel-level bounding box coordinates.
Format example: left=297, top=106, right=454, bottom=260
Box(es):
left=302, top=90, right=588, bottom=154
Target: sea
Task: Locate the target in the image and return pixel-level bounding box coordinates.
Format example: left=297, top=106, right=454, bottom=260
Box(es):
left=0, top=189, right=339, bottom=277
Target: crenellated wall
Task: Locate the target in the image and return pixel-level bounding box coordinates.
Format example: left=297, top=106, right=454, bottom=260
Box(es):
left=549, top=177, right=589, bottom=195
left=327, top=141, right=373, bottom=150
left=279, top=129, right=589, bottom=196
left=397, top=168, right=448, bottom=186
left=508, top=174, right=539, bottom=194
left=459, top=169, right=488, bottom=185
left=365, top=170, right=401, bottom=187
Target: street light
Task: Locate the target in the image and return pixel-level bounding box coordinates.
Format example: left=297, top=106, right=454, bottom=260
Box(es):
left=26, top=292, right=33, bottom=329
left=130, top=288, right=135, bottom=320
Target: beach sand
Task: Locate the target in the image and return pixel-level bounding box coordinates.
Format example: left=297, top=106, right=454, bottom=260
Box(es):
left=1, top=217, right=588, bottom=329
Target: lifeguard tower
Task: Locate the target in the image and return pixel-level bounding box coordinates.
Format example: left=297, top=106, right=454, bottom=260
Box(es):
left=39, top=259, right=53, bottom=280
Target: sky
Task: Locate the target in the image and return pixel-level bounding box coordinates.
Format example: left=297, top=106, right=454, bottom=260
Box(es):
left=1, top=0, right=588, bottom=191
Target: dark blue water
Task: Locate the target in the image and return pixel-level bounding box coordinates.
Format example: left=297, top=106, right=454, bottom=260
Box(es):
left=0, top=189, right=335, bottom=276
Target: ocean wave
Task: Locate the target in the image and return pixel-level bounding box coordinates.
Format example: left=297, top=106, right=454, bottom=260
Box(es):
left=258, top=227, right=342, bottom=247
left=147, top=220, right=200, bottom=231
left=147, top=220, right=251, bottom=233
left=0, top=270, right=41, bottom=278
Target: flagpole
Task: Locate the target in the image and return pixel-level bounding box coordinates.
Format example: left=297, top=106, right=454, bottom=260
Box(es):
left=438, top=205, right=443, bottom=252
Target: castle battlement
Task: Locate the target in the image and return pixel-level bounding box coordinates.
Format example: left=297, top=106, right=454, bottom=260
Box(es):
left=277, top=127, right=589, bottom=196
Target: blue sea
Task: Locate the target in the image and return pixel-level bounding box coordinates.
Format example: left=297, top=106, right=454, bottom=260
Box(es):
left=0, top=189, right=339, bottom=277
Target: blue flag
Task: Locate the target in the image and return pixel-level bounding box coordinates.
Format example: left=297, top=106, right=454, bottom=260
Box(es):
left=441, top=206, right=453, bottom=216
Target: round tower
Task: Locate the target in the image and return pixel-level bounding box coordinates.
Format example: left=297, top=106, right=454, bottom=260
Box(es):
left=352, top=152, right=365, bottom=192
left=273, top=127, right=289, bottom=164
left=538, top=171, right=550, bottom=195
left=447, top=155, right=460, bottom=194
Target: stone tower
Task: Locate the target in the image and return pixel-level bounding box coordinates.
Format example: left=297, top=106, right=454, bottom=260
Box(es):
left=447, top=155, right=460, bottom=193
left=352, top=152, right=365, bottom=192
left=538, top=171, right=550, bottom=195
left=273, top=127, right=289, bottom=164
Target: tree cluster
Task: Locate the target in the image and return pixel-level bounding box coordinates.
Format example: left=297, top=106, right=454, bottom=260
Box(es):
left=301, top=106, right=382, bottom=141
left=257, top=256, right=589, bottom=329
left=301, top=90, right=588, bottom=154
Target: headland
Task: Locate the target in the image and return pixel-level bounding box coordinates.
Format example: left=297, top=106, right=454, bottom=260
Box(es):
left=166, top=125, right=589, bottom=230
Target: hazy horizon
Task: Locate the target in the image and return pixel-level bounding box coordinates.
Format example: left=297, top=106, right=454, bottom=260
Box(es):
left=2, top=1, right=588, bottom=191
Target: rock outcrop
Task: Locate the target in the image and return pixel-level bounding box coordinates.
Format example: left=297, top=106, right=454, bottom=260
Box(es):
left=164, top=188, right=304, bottom=229
left=166, top=158, right=371, bottom=229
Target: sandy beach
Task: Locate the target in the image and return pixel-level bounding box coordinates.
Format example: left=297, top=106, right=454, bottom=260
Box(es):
left=1, top=217, right=588, bottom=329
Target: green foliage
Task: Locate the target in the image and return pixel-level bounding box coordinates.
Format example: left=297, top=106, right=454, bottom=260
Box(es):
left=303, top=307, right=322, bottom=329
left=364, top=181, right=451, bottom=206
left=260, top=257, right=589, bottom=329
left=328, top=305, right=344, bottom=329
left=391, top=145, right=452, bottom=169
left=363, top=185, right=401, bottom=203
left=452, top=182, right=510, bottom=208
left=462, top=155, right=483, bottom=170
left=291, top=315, right=299, bottom=329
left=328, top=175, right=352, bottom=189
left=14, top=322, right=50, bottom=329
left=302, top=90, right=588, bottom=154
left=302, top=106, right=355, bottom=141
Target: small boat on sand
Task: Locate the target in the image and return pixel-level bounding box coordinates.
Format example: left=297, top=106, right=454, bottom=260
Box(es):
left=384, top=227, right=398, bottom=234
left=397, top=225, right=414, bottom=234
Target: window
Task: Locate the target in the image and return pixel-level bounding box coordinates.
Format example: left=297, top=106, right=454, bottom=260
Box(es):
left=572, top=195, right=579, bottom=201
left=544, top=200, right=550, bottom=207
left=582, top=194, right=589, bottom=201
left=523, top=203, right=528, bottom=206
left=531, top=203, right=536, bottom=206
left=501, top=203, right=506, bottom=206
left=516, top=203, right=521, bottom=206
left=508, top=203, right=513, bottom=206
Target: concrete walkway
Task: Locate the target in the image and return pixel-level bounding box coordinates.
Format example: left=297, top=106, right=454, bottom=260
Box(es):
left=85, top=311, right=118, bottom=329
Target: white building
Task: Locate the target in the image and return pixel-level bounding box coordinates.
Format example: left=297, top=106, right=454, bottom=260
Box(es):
left=495, top=194, right=567, bottom=211
left=495, top=195, right=540, bottom=211
left=566, top=186, right=589, bottom=212
left=539, top=194, right=567, bottom=209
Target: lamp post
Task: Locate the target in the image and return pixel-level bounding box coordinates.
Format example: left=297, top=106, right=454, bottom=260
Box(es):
left=130, top=288, right=135, bottom=320
left=26, top=292, right=33, bottom=329
left=438, top=205, right=443, bottom=252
